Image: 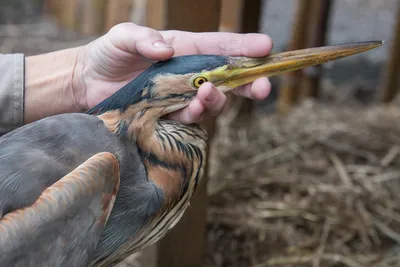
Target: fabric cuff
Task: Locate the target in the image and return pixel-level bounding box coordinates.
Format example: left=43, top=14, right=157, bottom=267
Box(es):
left=0, top=53, right=25, bottom=136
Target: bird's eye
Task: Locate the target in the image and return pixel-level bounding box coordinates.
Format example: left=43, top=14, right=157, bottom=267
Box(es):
left=192, top=76, right=208, bottom=88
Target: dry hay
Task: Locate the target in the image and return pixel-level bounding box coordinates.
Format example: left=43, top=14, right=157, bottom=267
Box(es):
left=205, top=97, right=400, bottom=267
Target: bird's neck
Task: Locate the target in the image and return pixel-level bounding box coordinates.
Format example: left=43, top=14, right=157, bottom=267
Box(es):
left=98, top=106, right=208, bottom=206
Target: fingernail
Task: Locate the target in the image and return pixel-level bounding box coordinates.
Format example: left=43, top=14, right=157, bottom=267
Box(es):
left=206, top=86, right=216, bottom=101
left=183, top=111, right=196, bottom=125
left=153, top=41, right=172, bottom=48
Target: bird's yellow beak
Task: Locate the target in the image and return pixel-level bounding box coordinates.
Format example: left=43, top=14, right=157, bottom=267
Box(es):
left=194, top=41, right=383, bottom=92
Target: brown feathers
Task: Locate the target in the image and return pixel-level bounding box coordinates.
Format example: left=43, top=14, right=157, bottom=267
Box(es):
left=98, top=100, right=208, bottom=209
left=151, top=73, right=195, bottom=99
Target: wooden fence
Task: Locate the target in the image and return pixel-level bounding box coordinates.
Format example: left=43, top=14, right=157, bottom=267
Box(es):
left=42, top=1, right=400, bottom=267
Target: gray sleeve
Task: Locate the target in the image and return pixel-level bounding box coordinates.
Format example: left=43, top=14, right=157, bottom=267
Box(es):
left=0, top=54, right=25, bottom=135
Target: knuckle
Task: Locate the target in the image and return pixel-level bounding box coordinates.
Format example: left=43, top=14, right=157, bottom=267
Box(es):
left=137, top=26, right=161, bottom=39
left=108, top=22, right=136, bottom=35
left=218, top=37, right=243, bottom=56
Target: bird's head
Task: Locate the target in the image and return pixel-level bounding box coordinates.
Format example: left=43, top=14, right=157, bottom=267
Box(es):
left=87, top=41, right=383, bottom=121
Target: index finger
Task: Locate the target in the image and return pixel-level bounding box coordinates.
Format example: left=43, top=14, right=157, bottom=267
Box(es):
left=160, top=31, right=274, bottom=57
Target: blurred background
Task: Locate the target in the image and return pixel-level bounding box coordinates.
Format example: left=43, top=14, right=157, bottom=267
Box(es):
left=1, top=1, right=399, bottom=267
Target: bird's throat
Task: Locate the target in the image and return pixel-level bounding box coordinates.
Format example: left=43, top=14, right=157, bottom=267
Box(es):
left=97, top=106, right=207, bottom=206
left=97, top=104, right=161, bottom=140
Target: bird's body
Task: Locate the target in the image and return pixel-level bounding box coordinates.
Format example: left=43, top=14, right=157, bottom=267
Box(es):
left=0, top=41, right=382, bottom=267
left=0, top=113, right=152, bottom=267
left=0, top=111, right=206, bottom=267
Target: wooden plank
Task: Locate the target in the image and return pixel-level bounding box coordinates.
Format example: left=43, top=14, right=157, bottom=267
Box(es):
left=380, top=3, right=400, bottom=103
left=154, top=116, right=218, bottom=267
left=80, top=0, right=108, bottom=36
left=235, top=0, right=263, bottom=120
left=42, top=0, right=56, bottom=16
left=278, top=0, right=313, bottom=113
left=62, top=0, right=80, bottom=31
left=219, top=0, right=263, bottom=120
left=46, top=0, right=79, bottom=30
left=142, top=2, right=221, bottom=267
left=131, top=0, right=147, bottom=26
left=240, top=0, right=262, bottom=33
left=104, top=0, right=134, bottom=32
left=301, top=0, right=333, bottom=98
left=145, top=0, right=166, bottom=30
left=219, top=0, right=243, bottom=32
left=155, top=155, right=210, bottom=267
left=164, top=0, right=221, bottom=31
left=218, top=0, right=243, bottom=114
left=43, top=0, right=62, bottom=19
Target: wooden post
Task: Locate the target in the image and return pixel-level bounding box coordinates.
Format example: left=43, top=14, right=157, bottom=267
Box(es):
left=145, top=0, right=166, bottom=30
left=80, top=0, right=108, bottom=36
left=219, top=0, right=263, bottom=120
left=278, top=0, right=313, bottom=113
left=43, top=0, right=62, bottom=20
left=240, top=0, right=262, bottom=33
left=217, top=0, right=244, bottom=115
left=301, top=0, right=333, bottom=98
left=165, top=0, right=220, bottom=31
left=60, top=0, right=80, bottom=31
left=104, top=0, right=134, bottom=32
left=131, top=0, right=147, bottom=26
left=142, top=1, right=221, bottom=267
left=42, top=0, right=57, bottom=16
left=379, top=3, right=400, bottom=103
left=43, top=0, right=79, bottom=30
left=219, top=0, right=243, bottom=32
left=236, top=0, right=263, bottom=119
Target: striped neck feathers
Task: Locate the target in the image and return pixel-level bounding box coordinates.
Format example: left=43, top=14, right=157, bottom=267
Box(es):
left=97, top=105, right=208, bottom=207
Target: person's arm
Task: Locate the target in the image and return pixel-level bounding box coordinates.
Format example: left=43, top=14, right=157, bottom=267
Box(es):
left=24, top=47, right=82, bottom=124
left=0, top=54, right=25, bottom=135
left=2, top=23, right=271, bottom=132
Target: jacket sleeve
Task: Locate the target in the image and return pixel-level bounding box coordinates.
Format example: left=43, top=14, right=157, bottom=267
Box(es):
left=0, top=54, right=25, bottom=136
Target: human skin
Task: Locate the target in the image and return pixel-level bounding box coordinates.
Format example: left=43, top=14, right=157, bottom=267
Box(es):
left=24, top=22, right=273, bottom=124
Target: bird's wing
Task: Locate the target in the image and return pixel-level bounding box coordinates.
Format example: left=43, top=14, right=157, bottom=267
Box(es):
left=0, top=152, right=120, bottom=267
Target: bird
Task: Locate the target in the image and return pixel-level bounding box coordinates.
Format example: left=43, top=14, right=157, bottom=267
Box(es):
left=0, top=41, right=382, bottom=267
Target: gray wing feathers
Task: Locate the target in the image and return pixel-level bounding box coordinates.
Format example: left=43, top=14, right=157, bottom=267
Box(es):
left=0, top=152, right=120, bottom=267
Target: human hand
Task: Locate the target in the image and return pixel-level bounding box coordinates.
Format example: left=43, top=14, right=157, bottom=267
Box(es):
left=72, top=22, right=273, bottom=124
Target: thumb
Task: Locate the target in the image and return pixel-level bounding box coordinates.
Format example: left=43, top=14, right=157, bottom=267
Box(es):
left=107, top=22, right=175, bottom=61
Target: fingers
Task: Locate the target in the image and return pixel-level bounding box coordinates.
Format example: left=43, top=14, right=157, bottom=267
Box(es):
left=167, top=78, right=271, bottom=125
left=161, top=31, right=273, bottom=57
left=106, top=23, right=273, bottom=61
left=107, top=23, right=175, bottom=61
left=196, top=82, right=227, bottom=116
left=167, top=98, right=205, bottom=124
left=166, top=82, right=226, bottom=124
left=105, top=23, right=274, bottom=69
left=232, top=77, right=271, bottom=100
